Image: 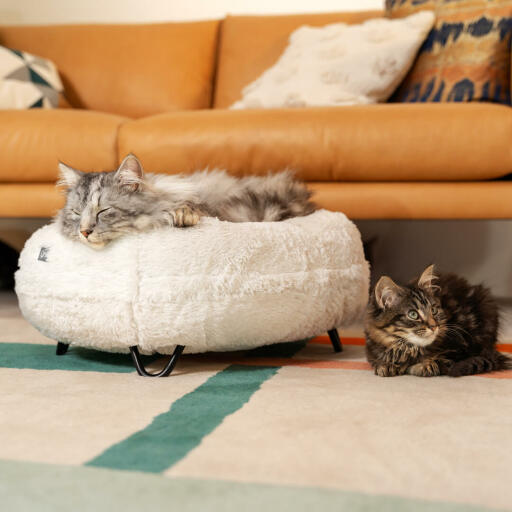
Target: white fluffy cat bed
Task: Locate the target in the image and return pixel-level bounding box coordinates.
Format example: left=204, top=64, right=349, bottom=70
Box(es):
left=15, top=210, right=369, bottom=376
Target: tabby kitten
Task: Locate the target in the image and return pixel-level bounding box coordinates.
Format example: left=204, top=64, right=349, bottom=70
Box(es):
left=56, top=154, right=316, bottom=249
left=365, top=265, right=510, bottom=377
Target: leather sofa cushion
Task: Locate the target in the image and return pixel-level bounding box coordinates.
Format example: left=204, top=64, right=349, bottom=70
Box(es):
left=310, top=182, right=512, bottom=219
left=0, top=21, right=219, bottom=117
left=118, top=103, right=512, bottom=182
left=0, top=110, right=126, bottom=182
left=214, top=10, right=382, bottom=109
left=3, top=181, right=512, bottom=219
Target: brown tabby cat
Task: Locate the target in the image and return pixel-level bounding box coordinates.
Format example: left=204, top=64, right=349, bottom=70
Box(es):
left=365, top=265, right=511, bottom=377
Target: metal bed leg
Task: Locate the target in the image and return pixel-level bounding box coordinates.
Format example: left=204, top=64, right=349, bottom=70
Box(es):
left=327, top=328, right=343, bottom=353
left=56, top=342, right=69, bottom=355
left=129, top=345, right=185, bottom=377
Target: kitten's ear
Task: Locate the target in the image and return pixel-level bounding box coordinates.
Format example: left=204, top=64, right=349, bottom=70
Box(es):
left=418, top=264, right=437, bottom=291
left=374, top=276, right=403, bottom=309
left=115, top=154, right=145, bottom=192
left=57, top=162, right=82, bottom=189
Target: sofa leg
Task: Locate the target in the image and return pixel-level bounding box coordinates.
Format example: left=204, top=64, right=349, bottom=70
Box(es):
left=56, top=342, right=69, bottom=355
left=327, top=328, right=343, bottom=353
left=129, top=345, right=185, bottom=377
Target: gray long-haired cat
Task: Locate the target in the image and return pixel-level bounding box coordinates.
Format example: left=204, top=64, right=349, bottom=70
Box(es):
left=56, top=154, right=316, bottom=249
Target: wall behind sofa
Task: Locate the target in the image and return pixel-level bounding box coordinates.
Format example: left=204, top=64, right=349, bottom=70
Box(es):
left=1, top=0, right=383, bottom=24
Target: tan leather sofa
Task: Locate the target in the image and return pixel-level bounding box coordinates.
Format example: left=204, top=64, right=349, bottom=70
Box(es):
left=0, top=10, right=511, bottom=220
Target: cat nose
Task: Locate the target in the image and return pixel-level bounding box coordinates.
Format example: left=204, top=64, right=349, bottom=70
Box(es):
left=80, top=229, right=92, bottom=238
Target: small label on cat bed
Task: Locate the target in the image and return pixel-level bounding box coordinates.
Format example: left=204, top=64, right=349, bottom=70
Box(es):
left=38, top=247, right=49, bottom=262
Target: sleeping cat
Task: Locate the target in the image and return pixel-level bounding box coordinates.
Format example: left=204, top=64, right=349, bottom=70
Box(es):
left=365, top=265, right=511, bottom=377
left=56, top=154, right=316, bottom=249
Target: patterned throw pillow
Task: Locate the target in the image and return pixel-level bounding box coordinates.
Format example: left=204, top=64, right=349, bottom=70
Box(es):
left=0, top=46, right=64, bottom=109
left=386, top=0, right=512, bottom=105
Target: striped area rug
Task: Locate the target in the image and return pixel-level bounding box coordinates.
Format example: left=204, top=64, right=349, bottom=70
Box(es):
left=1, top=293, right=512, bottom=511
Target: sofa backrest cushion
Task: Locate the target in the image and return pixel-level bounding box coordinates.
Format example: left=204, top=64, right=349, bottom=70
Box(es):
left=0, top=21, right=220, bottom=118
left=213, top=10, right=383, bottom=109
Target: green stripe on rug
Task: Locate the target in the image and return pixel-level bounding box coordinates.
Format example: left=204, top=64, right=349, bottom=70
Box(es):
left=0, top=460, right=500, bottom=512
left=0, top=343, right=139, bottom=373
left=86, top=364, right=278, bottom=473
left=0, top=340, right=307, bottom=374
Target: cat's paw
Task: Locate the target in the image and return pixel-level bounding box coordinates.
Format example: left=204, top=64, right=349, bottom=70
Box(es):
left=172, top=206, right=201, bottom=227
left=407, top=360, right=440, bottom=377
left=383, top=341, right=417, bottom=364
left=375, top=364, right=401, bottom=377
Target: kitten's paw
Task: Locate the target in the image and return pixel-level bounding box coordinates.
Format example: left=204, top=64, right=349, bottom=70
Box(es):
left=172, top=206, right=201, bottom=227
left=407, top=360, right=440, bottom=377
left=383, top=342, right=417, bottom=364
left=375, top=364, right=400, bottom=377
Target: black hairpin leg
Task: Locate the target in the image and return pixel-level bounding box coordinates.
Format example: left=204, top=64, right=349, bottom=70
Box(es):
left=129, top=345, right=185, bottom=377
left=328, top=328, right=343, bottom=353
left=56, top=342, right=69, bottom=355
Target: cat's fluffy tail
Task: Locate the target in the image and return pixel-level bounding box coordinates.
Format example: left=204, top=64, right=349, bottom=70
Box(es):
left=221, top=171, right=317, bottom=222
left=447, top=349, right=511, bottom=377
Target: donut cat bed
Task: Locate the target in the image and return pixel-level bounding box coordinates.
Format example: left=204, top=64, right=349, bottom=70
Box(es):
left=15, top=210, right=369, bottom=377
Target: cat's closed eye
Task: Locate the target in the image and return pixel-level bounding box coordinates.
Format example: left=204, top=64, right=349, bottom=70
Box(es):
left=72, top=209, right=80, bottom=216
left=97, top=207, right=112, bottom=219
left=407, top=310, right=419, bottom=320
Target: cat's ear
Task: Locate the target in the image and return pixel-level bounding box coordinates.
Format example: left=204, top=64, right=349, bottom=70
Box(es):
left=374, top=276, right=403, bottom=309
left=115, top=154, right=145, bottom=192
left=418, top=264, right=437, bottom=291
left=57, top=162, right=83, bottom=189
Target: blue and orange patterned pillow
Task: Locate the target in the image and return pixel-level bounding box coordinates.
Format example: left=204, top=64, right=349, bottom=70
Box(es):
left=386, top=0, right=512, bottom=105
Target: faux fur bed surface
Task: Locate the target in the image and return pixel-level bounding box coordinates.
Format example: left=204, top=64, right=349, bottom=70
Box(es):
left=15, top=211, right=369, bottom=355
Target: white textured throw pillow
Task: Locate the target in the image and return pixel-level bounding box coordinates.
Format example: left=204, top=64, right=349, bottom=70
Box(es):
left=0, top=46, right=64, bottom=109
left=230, top=11, right=435, bottom=109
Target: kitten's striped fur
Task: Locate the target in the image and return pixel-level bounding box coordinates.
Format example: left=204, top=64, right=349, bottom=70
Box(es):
left=56, top=154, right=316, bottom=249
left=365, top=265, right=511, bottom=377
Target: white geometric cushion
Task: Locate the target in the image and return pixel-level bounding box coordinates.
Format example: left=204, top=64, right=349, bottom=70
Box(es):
left=230, top=11, right=435, bottom=109
left=0, top=46, right=64, bottom=109
left=15, top=211, right=369, bottom=355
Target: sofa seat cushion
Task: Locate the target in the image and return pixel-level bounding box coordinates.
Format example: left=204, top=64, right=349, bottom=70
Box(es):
left=2, top=181, right=512, bottom=220
left=118, top=103, right=512, bottom=182
left=0, top=109, right=126, bottom=182
left=310, top=182, right=512, bottom=219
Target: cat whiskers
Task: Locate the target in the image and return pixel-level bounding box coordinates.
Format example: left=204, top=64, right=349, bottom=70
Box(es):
left=442, top=324, right=470, bottom=346
left=443, top=323, right=471, bottom=338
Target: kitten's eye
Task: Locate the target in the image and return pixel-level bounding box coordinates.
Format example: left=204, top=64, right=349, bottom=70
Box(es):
left=407, top=310, right=419, bottom=320
left=431, top=306, right=438, bottom=315
left=72, top=210, right=80, bottom=216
